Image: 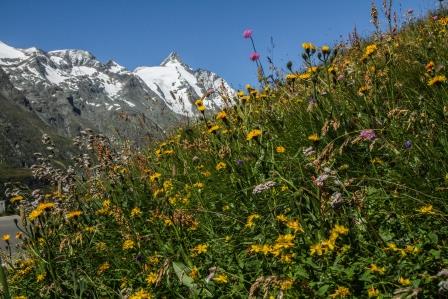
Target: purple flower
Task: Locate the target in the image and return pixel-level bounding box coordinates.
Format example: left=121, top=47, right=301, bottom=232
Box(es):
left=250, top=52, right=260, bottom=61
left=243, top=29, right=253, bottom=39
left=236, top=159, right=244, bottom=167
left=360, top=129, right=376, bottom=141
left=404, top=140, right=412, bottom=149
left=433, top=15, right=439, bottom=21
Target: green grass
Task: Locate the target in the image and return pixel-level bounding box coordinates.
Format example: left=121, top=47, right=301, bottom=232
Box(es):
left=2, top=10, right=448, bottom=299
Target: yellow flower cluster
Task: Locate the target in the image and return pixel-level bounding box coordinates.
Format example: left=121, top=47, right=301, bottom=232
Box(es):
left=97, top=262, right=110, bottom=274
left=249, top=234, right=296, bottom=258
left=215, top=161, right=227, bottom=171
left=364, top=44, right=378, bottom=57
left=122, top=239, right=135, bottom=250
left=191, top=243, right=208, bottom=257
left=329, top=286, right=350, bottom=298
left=129, top=289, right=153, bottom=299
left=310, top=224, right=349, bottom=256
left=368, top=263, right=386, bottom=275
left=384, top=242, right=421, bottom=256
left=195, top=99, right=206, bottom=112
left=29, top=202, right=56, bottom=221
left=131, top=207, right=142, bottom=218
left=427, top=75, right=446, bottom=86
left=302, top=42, right=317, bottom=53
left=213, top=273, right=229, bottom=284
left=66, top=210, right=82, bottom=220
left=417, top=204, right=434, bottom=214
left=245, top=213, right=260, bottom=228
left=246, top=129, right=262, bottom=141
left=96, top=199, right=112, bottom=216
left=275, top=146, right=286, bottom=153
left=368, top=287, right=380, bottom=297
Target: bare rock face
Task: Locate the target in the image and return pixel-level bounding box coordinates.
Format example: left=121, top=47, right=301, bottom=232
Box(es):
left=0, top=41, right=235, bottom=168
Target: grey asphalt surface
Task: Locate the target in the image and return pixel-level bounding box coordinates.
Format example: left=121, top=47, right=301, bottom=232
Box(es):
left=0, top=215, right=21, bottom=253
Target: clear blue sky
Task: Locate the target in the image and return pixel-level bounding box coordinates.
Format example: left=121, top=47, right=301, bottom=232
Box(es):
left=0, top=0, right=438, bottom=89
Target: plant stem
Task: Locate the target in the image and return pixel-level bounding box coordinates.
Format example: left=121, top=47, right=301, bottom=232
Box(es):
left=0, top=256, right=11, bottom=299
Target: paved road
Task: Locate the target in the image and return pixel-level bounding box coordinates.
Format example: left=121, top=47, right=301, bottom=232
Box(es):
left=0, top=215, right=21, bottom=253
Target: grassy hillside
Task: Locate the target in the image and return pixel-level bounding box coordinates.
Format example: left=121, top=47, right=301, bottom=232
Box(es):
left=2, top=10, right=448, bottom=299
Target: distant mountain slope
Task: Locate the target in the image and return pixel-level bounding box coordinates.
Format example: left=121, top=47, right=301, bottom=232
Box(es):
left=0, top=41, right=235, bottom=168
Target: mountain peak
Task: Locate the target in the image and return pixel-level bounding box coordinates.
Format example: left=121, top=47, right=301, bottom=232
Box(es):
left=160, top=51, right=183, bottom=66
left=0, top=40, right=27, bottom=60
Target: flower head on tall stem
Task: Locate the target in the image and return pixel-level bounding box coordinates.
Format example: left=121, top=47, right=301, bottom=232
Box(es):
left=250, top=52, right=260, bottom=61
left=243, top=29, right=253, bottom=39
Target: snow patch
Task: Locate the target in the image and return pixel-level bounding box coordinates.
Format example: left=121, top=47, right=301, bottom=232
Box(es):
left=0, top=41, right=26, bottom=59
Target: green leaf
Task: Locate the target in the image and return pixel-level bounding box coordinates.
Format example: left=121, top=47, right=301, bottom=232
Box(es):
left=317, top=284, right=330, bottom=296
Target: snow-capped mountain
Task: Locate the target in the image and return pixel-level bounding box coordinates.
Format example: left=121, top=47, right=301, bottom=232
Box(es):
left=0, top=40, right=235, bottom=167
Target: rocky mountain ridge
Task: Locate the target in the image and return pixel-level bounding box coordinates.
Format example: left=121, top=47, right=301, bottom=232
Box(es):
left=0, top=41, right=234, bottom=168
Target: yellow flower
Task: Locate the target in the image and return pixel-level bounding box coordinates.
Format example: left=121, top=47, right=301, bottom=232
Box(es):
left=302, top=42, right=317, bottom=52
left=308, top=133, right=320, bottom=142
left=163, top=180, right=173, bottom=192
left=307, top=66, right=318, bottom=73
left=191, top=243, right=208, bottom=256
left=190, top=266, right=199, bottom=279
left=321, top=45, right=330, bottom=54
left=280, top=254, right=294, bottom=263
left=417, top=204, right=434, bottom=214
left=245, top=214, right=260, bottom=228
left=129, top=289, right=153, bottom=299
left=286, top=73, right=298, bottom=81
left=398, top=277, right=411, bottom=286
left=146, top=272, right=158, bottom=285
left=193, top=182, right=204, bottom=189
left=425, top=61, right=435, bottom=72
left=97, top=262, right=110, bottom=274
left=286, top=220, right=304, bottom=233
left=2, top=234, right=10, bottom=242
left=36, top=273, right=46, bottom=282
left=215, top=162, right=227, bottom=171
left=367, top=287, right=380, bottom=297
left=123, top=239, right=135, bottom=250
left=13, top=296, right=28, bottom=299
left=66, top=210, right=82, bottom=220
left=276, top=214, right=288, bottom=223
left=213, top=273, right=228, bottom=284
left=298, top=72, right=311, bottom=80
left=428, top=75, right=447, bottom=86
left=279, top=278, right=294, bottom=290
left=275, top=234, right=295, bottom=249
left=330, top=286, right=350, bottom=298
left=28, top=202, right=56, bottom=221
left=310, top=243, right=324, bottom=256
left=276, top=146, right=286, bottom=153
left=131, top=207, right=142, bottom=218
left=208, top=125, right=220, bottom=134
left=246, top=129, right=262, bottom=141
left=364, top=44, right=378, bottom=57
left=369, top=264, right=386, bottom=275
left=195, top=99, right=206, bottom=112
left=15, top=232, right=23, bottom=239
left=149, top=172, right=161, bottom=182
left=216, top=111, right=227, bottom=120
left=10, top=194, right=24, bottom=203
left=332, top=224, right=349, bottom=235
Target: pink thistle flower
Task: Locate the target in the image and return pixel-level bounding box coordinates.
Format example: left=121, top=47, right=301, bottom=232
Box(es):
left=360, top=129, right=376, bottom=141
left=243, top=29, right=253, bottom=39
left=249, top=52, right=260, bottom=61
